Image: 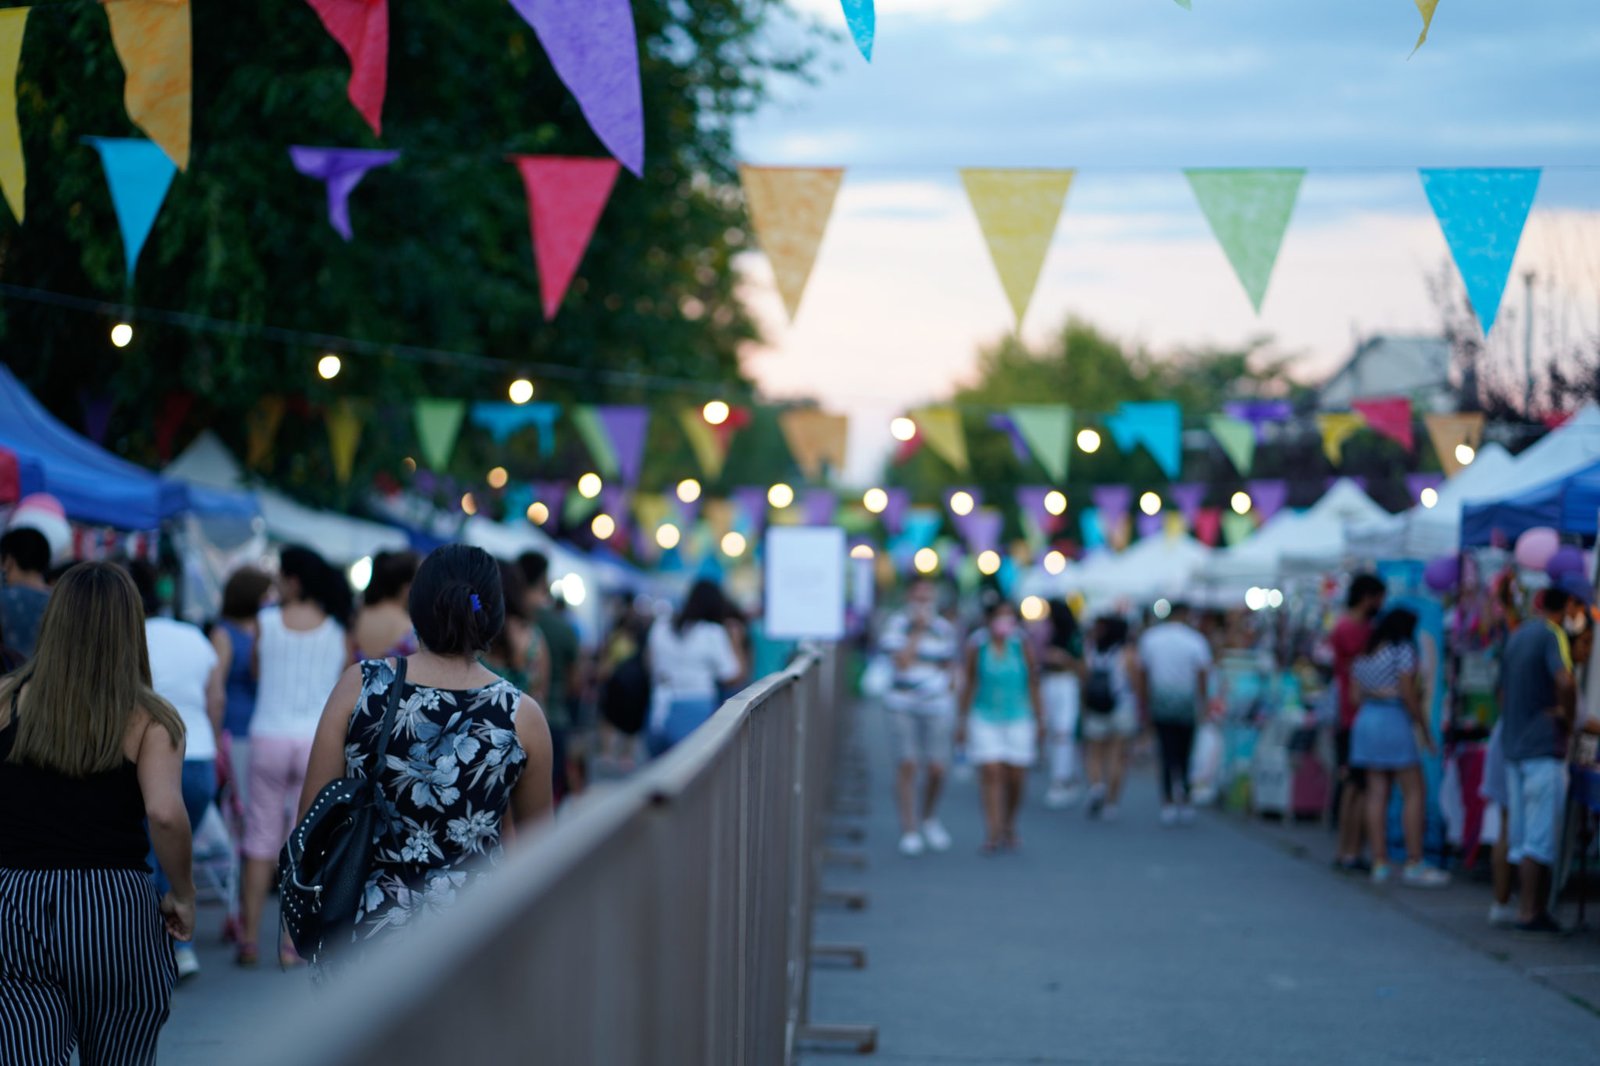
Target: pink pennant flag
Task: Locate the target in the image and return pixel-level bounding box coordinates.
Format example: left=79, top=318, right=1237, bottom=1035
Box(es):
left=1352, top=397, right=1414, bottom=452
left=288, top=146, right=399, bottom=240
left=512, top=155, right=622, bottom=320
left=1195, top=507, right=1222, bottom=547
left=305, top=0, right=388, bottom=137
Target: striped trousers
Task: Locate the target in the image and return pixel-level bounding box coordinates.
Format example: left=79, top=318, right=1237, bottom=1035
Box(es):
left=0, top=868, right=175, bottom=1066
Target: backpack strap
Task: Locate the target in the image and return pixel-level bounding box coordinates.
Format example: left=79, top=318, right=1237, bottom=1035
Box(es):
left=368, top=658, right=408, bottom=768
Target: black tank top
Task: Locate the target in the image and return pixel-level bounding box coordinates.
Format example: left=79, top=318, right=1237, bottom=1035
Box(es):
left=0, top=688, right=149, bottom=871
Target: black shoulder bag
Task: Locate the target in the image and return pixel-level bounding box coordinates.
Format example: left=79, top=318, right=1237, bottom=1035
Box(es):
left=278, top=658, right=406, bottom=960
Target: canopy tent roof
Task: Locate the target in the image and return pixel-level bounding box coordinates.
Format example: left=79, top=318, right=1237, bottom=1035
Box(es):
left=1344, top=443, right=1517, bottom=562
left=1201, top=480, right=1389, bottom=593
left=1073, top=534, right=1212, bottom=606
left=1461, top=457, right=1600, bottom=546
left=0, top=364, right=192, bottom=528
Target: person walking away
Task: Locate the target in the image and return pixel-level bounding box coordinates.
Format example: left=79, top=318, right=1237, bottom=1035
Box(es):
left=1081, top=616, right=1138, bottom=820
left=1350, top=608, right=1449, bottom=887
left=879, top=576, right=959, bottom=856
left=1498, top=581, right=1583, bottom=933
left=646, top=580, right=746, bottom=757
left=350, top=551, right=421, bottom=661
left=596, top=598, right=651, bottom=771
left=128, top=562, right=221, bottom=983
left=483, top=560, right=552, bottom=708
left=959, top=601, right=1046, bottom=852
left=0, top=562, right=194, bottom=1065
left=298, top=545, right=553, bottom=966
left=1040, top=599, right=1085, bottom=810
left=1331, top=574, right=1386, bottom=872
left=518, top=552, right=580, bottom=800
left=238, top=547, right=351, bottom=967
left=1136, top=602, right=1213, bottom=826
left=0, top=527, right=52, bottom=658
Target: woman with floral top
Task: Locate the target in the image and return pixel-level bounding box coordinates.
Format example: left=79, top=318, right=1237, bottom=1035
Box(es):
left=298, top=544, right=554, bottom=961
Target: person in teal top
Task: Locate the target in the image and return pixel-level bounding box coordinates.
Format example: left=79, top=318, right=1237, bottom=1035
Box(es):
left=958, top=600, right=1046, bottom=853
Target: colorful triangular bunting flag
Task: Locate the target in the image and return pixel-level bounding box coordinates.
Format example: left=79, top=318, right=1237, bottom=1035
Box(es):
left=779, top=408, right=850, bottom=481
left=960, top=168, right=1075, bottom=326
left=840, top=0, right=875, bottom=60
left=288, top=146, right=399, bottom=241
left=1413, top=0, right=1439, bottom=52
left=1186, top=168, right=1304, bottom=312
left=739, top=165, right=845, bottom=321
left=325, top=400, right=364, bottom=484
left=1207, top=414, right=1255, bottom=476
left=413, top=398, right=466, bottom=471
left=0, top=8, right=27, bottom=222
left=104, top=0, right=191, bottom=170
left=1420, top=167, right=1540, bottom=336
left=85, top=137, right=178, bottom=281
left=915, top=407, right=969, bottom=473
left=1009, top=405, right=1073, bottom=483
left=1317, top=413, right=1364, bottom=466
left=512, top=155, right=621, bottom=321
left=680, top=408, right=729, bottom=480
left=305, top=0, right=388, bottom=136
left=1106, top=401, right=1183, bottom=478
left=1351, top=396, right=1414, bottom=451
left=1424, top=412, right=1485, bottom=477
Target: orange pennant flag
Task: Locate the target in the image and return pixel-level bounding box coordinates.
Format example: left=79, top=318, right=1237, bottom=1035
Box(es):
left=246, top=397, right=286, bottom=469
left=1424, top=412, right=1485, bottom=477
left=779, top=408, right=849, bottom=480
left=103, top=0, right=191, bottom=170
left=739, top=165, right=844, bottom=320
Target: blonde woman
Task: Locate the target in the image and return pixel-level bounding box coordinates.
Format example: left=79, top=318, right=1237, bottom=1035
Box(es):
left=0, top=562, right=194, bottom=1065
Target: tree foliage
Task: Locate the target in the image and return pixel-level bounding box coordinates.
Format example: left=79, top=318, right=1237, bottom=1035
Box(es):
left=0, top=0, right=819, bottom=509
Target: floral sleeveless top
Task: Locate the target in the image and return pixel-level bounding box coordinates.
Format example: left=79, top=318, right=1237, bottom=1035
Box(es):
left=343, top=659, right=527, bottom=944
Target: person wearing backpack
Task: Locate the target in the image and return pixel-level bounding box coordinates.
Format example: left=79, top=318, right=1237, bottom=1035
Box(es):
left=597, top=601, right=651, bottom=770
left=1080, top=615, right=1137, bottom=820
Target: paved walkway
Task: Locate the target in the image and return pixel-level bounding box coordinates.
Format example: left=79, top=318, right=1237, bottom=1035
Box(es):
left=803, top=707, right=1600, bottom=1065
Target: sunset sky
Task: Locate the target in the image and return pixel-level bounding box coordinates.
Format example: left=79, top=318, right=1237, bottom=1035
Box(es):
left=732, top=0, right=1600, bottom=481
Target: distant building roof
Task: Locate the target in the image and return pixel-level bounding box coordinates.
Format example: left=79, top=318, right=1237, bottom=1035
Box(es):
left=1317, top=335, right=1456, bottom=412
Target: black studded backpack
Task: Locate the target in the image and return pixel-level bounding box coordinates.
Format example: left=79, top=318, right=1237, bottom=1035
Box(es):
left=278, top=658, right=406, bottom=961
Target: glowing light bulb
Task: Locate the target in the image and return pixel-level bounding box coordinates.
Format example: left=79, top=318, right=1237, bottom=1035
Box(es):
left=1020, top=596, right=1047, bottom=622
left=1139, top=492, right=1162, bottom=516
left=1043, top=550, right=1067, bottom=575
left=721, top=531, right=748, bottom=558
left=949, top=491, right=975, bottom=517
left=863, top=488, right=889, bottom=514
left=508, top=378, right=535, bottom=405
left=850, top=544, right=876, bottom=561
left=460, top=493, right=478, bottom=516
left=703, top=400, right=731, bottom=426
left=591, top=513, right=616, bottom=540
left=577, top=473, right=603, bottom=499
left=1044, top=491, right=1067, bottom=516
left=914, top=548, right=940, bottom=575
left=110, top=322, right=134, bottom=348
left=527, top=501, right=550, bottom=525
left=890, top=417, right=917, bottom=442
left=487, top=467, right=509, bottom=489
left=317, top=354, right=342, bottom=380
left=976, top=550, right=1001, bottom=576
left=1231, top=491, right=1253, bottom=516
left=1077, top=428, right=1102, bottom=454
left=1420, top=487, right=1439, bottom=509
left=1455, top=443, right=1476, bottom=466
left=656, top=523, right=682, bottom=550
left=768, top=483, right=795, bottom=509
left=677, top=478, right=703, bottom=504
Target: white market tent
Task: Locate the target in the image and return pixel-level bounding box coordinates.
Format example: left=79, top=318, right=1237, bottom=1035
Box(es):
left=1279, top=479, right=1396, bottom=572
left=1062, top=535, right=1212, bottom=608
left=1344, top=442, right=1516, bottom=561
left=1199, top=480, right=1389, bottom=600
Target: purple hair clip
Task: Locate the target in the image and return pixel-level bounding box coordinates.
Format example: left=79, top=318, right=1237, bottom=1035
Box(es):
left=470, top=593, right=482, bottom=613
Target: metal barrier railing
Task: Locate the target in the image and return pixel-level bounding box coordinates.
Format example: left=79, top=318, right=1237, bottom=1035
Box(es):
left=252, top=644, right=873, bottom=1066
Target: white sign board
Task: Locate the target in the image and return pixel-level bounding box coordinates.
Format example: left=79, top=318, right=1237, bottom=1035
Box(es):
left=764, top=526, right=847, bottom=640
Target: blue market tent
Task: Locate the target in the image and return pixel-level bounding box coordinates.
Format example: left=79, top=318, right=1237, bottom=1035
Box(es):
left=0, top=364, right=202, bottom=528
left=1460, top=457, right=1600, bottom=547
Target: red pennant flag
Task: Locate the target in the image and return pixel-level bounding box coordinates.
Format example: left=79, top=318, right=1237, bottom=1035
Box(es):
left=512, top=156, right=622, bottom=321
left=1194, top=507, right=1222, bottom=547
left=155, top=392, right=194, bottom=462
left=1352, top=396, right=1414, bottom=452
left=306, top=1, right=389, bottom=137
left=713, top=405, right=753, bottom=450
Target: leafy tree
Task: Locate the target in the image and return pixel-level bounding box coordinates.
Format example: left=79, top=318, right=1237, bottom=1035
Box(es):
left=0, top=0, right=819, bottom=510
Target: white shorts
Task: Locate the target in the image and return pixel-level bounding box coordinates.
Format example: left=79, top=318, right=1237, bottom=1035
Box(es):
left=1507, top=757, right=1568, bottom=867
left=968, top=718, right=1037, bottom=767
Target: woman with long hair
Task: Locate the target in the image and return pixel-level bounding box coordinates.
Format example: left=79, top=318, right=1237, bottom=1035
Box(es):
left=351, top=551, right=421, bottom=661
left=645, top=579, right=747, bottom=756
left=959, top=600, right=1047, bottom=852
left=298, top=545, right=553, bottom=963
left=1040, top=599, right=1085, bottom=809
left=1080, top=616, right=1137, bottom=821
left=237, top=546, right=352, bottom=967
left=0, top=563, right=193, bottom=1064
left=1350, top=608, right=1449, bottom=887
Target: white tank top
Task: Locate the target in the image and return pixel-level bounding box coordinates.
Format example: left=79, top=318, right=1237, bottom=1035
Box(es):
left=249, top=606, right=348, bottom=740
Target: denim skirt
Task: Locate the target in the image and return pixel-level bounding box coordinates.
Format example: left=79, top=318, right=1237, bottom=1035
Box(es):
left=1350, top=698, right=1420, bottom=770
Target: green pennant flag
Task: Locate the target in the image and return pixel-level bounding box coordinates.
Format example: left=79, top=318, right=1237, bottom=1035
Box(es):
left=413, top=398, right=467, bottom=472
left=570, top=405, right=619, bottom=476
left=1222, top=511, right=1257, bottom=547
left=1009, top=405, right=1073, bottom=483
left=1207, top=414, right=1256, bottom=477
left=1186, top=168, right=1305, bottom=312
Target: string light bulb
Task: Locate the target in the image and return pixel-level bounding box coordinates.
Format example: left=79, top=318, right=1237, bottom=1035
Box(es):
left=1420, top=487, right=1439, bottom=509
left=890, top=417, right=917, bottom=442
left=1140, top=492, right=1162, bottom=516
left=1077, top=428, right=1102, bottom=454
left=317, top=354, right=342, bottom=380
left=1231, top=491, right=1253, bottom=516
left=591, top=513, right=616, bottom=540
left=850, top=544, right=876, bottom=560
left=508, top=378, right=535, bottom=405
left=656, top=523, right=682, bottom=550
left=1455, top=443, right=1476, bottom=466
left=914, top=548, right=940, bottom=575
left=1043, top=550, right=1067, bottom=575
left=1020, top=596, right=1047, bottom=622
left=949, top=491, right=975, bottom=516
left=768, top=483, right=795, bottom=509
left=577, top=473, right=603, bottom=499
left=110, top=322, right=134, bottom=348
left=527, top=501, right=550, bottom=524
left=1044, top=490, right=1067, bottom=516
left=976, top=550, right=1001, bottom=576
left=721, top=531, right=748, bottom=558
left=863, top=488, right=889, bottom=514
left=460, top=493, right=477, bottom=516
left=703, top=400, right=731, bottom=426
left=677, top=478, right=703, bottom=504
left=487, top=467, right=509, bottom=489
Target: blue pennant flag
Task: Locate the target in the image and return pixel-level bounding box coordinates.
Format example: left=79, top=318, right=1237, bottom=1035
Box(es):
left=1079, top=507, right=1104, bottom=551
left=85, top=137, right=178, bottom=281
left=1420, top=168, right=1541, bottom=336
left=840, top=0, right=875, bottom=61
left=1106, top=401, right=1183, bottom=478
left=470, top=402, right=562, bottom=450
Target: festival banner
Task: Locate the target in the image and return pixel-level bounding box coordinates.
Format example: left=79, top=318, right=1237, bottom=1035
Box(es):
left=1406, top=472, right=1444, bottom=503
left=778, top=408, right=850, bottom=480
left=1079, top=506, right=1105, bottom=551
left=571, top=405, right=648, bottom=485
left=288, top=146, right=400, bottom=241
left=1424, top=411, right=1486, bottom=477
left=1352, top=396, right=1414, bottom=451
left=1222, top=511, right=1256, bottom=547
left=304, top=0, right=388, bottom=136
left=104, top=0, right=191, bottom=169
left=739, top=165, right=845, bottom=320
left=1194, top=507, right=1222, bottom=547
left=86, top=137, right=178, bottom=280
left=1246, top=479, right=1288, bottom=524
left=680, top=407, right=729, bottom=479
left=469, top=401, right=559, bottom=446
left=512, top=155, right=622, bottom=321
left=246, top=396, right=286, bottom=468
left=413, top=397, right=467, bottom=471
left=1207, top=414, right=1256, bottom=476
left=915, top=406, right=969, bottom=473
left=1136, top=512, right=1163, bottom=540
left=839, top=0, right=874, bottom=61
left=802, top=488, right=838, bottom=526
left=508, top=0, right=644, bottom=175
left=1107, top=401, right=1182, bottom=478
left=1186, top=168, right=1303, bottom=312
left=1009, top=405, right=1073, bottom=482
left=1222, top=399, right=1291, bottom=442
left=880, top=487, right=910, bottom=535
left=956, top=508, right=1003, bottom=555
left=1414, top=0, right=1440, bottom=52
left=1170, top=482, right=1206, bottom=527
left=0, top=8, right=28, bottom=222
left=1317, top=412, right=1364, bottom=465
left=1091, top=484, right=1131, bottom=549
left=960, top=168, right=1075, bottom=326
left=324, top=399, right=364, bottom=484
left=1419, top=167, right=1541, bottom=336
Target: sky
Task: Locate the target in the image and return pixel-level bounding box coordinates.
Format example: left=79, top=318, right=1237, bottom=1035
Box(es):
left=730, top=0, right=1600, bottom=483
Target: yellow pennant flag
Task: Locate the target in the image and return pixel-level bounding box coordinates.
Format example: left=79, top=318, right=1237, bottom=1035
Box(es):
left=739, top=165, right=844, bottom=320
left=103, top=0, right=191, bottom=170
left=679, top=407, right=728, bottom=479
left=916, top=407, right=969, bottom=473
left=779, top=408, right=849, bottom=480
left=246, top=396, right=286, bottom=469
left=0, top=8, right=27, bottom=222
left=1317, top=413, right=1364, bottom=466
left=1413, top=0, right=1439, bottom=53
left=325, top=400, right=364, bottom=484
left=960, top=168, right=1074, bottom=326
left=1424, top=412, right=1485, bottom=477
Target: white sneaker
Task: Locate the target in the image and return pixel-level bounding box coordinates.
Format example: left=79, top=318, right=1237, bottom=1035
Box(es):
left=1488, top=902, right=1519, bottom=927
left=174, top=944, right=201, bottom=981
left=1401, top=863, right=1450, bottom=889
left=1178, top=805, right=1198, bottom=826
left=898, top=832, right=925, bottom=857
left=1159, top=806, right=1179, bottom=827
left=921, top=819, right=952, bottom=852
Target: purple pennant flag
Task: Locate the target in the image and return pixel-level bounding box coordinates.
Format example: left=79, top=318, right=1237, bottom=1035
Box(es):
left=534, top=481, right=566, bottom=523
left=1405, top=473, right=1444, bottom=503
left=507, top=0, right=645, bottom=176
left=1137, top=512, right=1163, bottom=539
left=803, top=488, right=838, bottom=526
left=597, top=406, right=650, bottom=486
left=1224, top=400, right=1292, bottom=442
left=988, top=413, right=1031, bottom=463
left=881, top=488, right=910, bottom=535
left=1015, top=486, right=1055, bottom=533
left=675, top=494, right=701, bottom=527
left=960, top=509, right=1003, bottom=555
left=80, top=391, right=114, bottom=445
left=288, top=146, right=401, bottom=241
left=599, top=486, right=629, bottom=533
left=1327, top=475, right=1369, bottom=493
left=734, top=486, right=768, bottom=538
left=1170, top=483, right=1206, bottom=526
left=1090, top=485, right=1131, bottom=526
left=1247, top=479, right=1289, bottom=523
